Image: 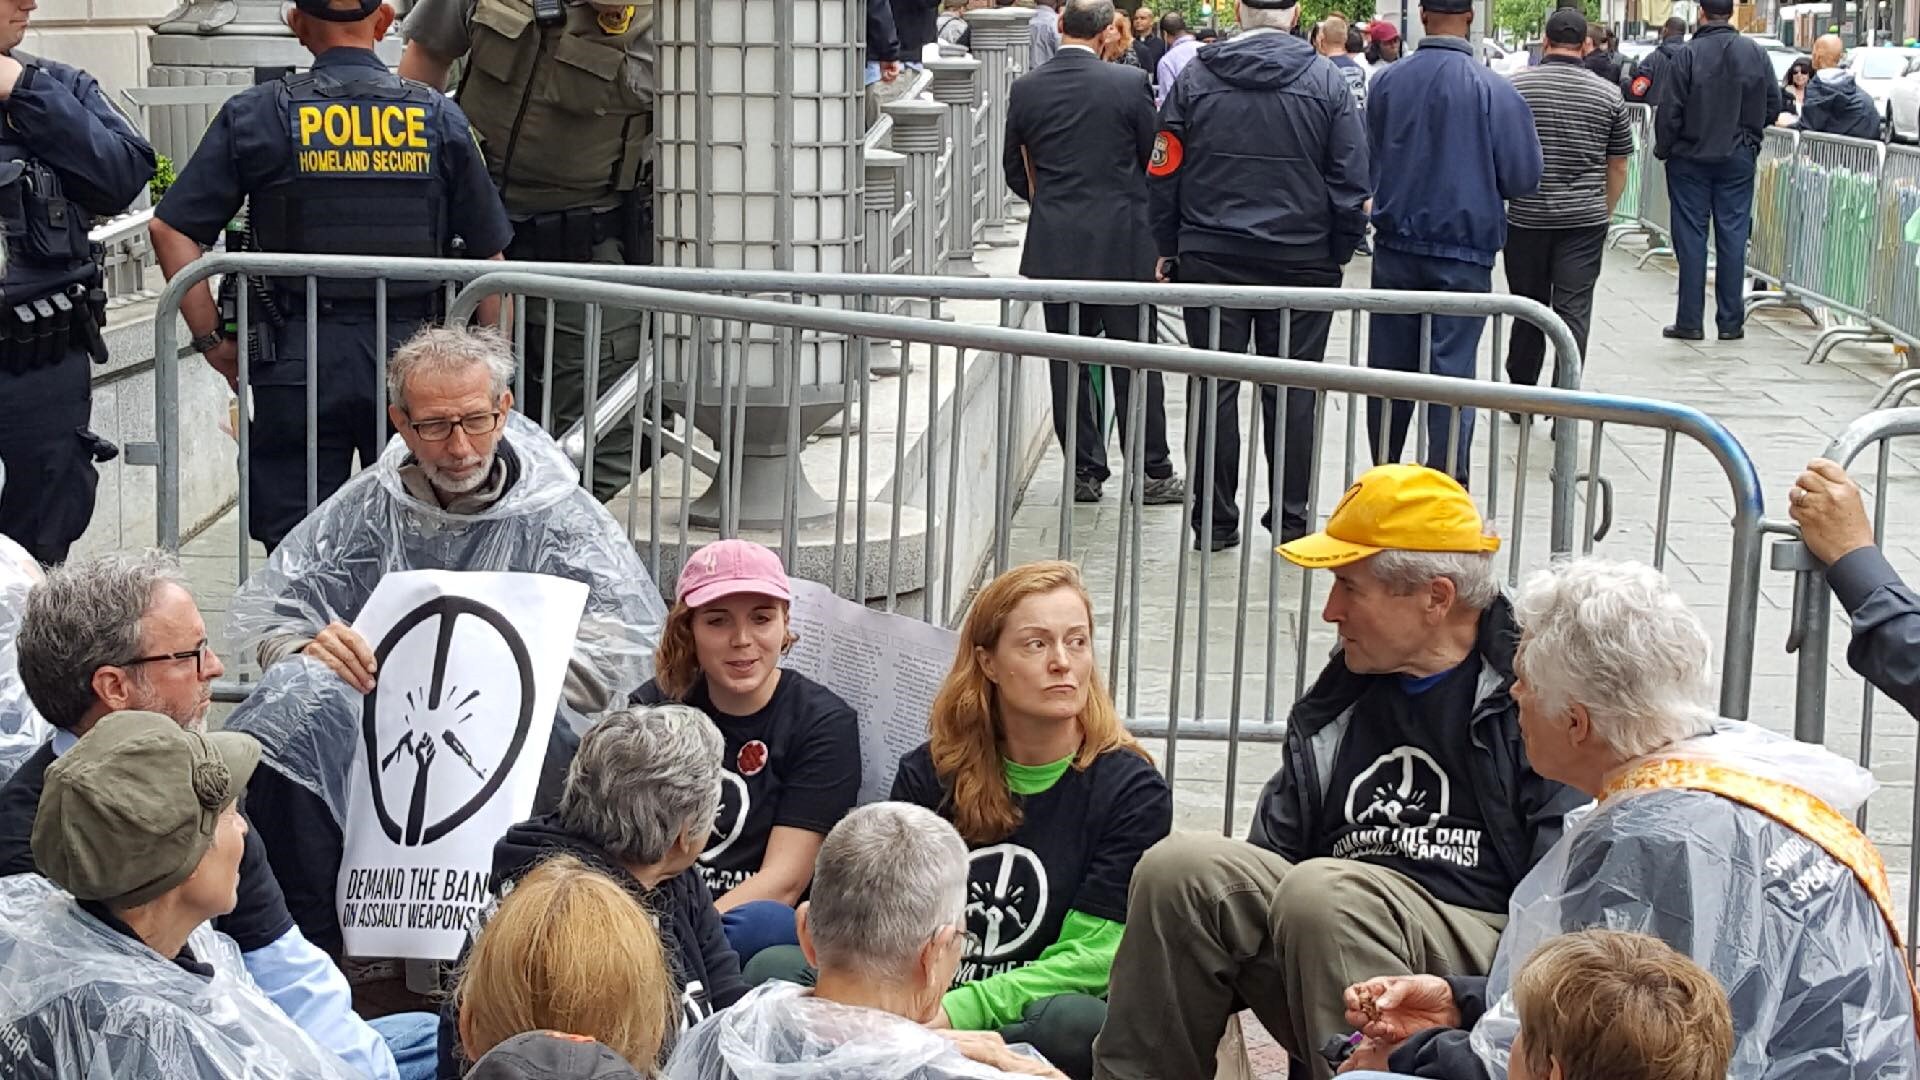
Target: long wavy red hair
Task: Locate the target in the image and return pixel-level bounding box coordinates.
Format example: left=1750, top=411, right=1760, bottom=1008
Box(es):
left=929, top=561, right=1149, bottom=843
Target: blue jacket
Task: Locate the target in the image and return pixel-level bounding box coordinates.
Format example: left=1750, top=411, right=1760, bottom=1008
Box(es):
left=1366, top=36, right=1542, bottom=267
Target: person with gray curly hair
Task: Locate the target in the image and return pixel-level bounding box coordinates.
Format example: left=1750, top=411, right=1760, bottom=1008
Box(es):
left=1098, top=465, right=1584, bottom=1080
left=1340, top=558, right=1916, bottom=1079
left=435, top=704, right=747, bottom=1076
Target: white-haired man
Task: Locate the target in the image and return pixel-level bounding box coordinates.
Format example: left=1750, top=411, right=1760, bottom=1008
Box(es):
left=668, top=801, right=1064, bottom=1079
left=1340, top=558, right=1916, bottom=1077
left=1094, top=465, right=1585, bottom=1080
left=221, top=323, right=669, bottom=960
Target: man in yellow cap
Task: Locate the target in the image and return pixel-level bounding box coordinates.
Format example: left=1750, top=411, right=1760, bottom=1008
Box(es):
left=1093, top=465, right=1585, bottom=1080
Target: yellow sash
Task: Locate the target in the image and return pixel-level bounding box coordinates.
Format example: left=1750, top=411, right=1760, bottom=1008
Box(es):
left=1603, top=757, right=1920, bottom=1032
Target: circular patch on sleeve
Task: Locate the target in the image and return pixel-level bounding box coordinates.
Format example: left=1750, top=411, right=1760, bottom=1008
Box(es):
left=1148, top=131, right=1184, bottom=178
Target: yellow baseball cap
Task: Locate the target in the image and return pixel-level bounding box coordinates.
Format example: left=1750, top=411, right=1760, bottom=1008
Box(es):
left=1277, top=464, right=1500, bottom=568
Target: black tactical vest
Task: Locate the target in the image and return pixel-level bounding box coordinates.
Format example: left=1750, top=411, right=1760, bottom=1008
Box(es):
left=0, top=55, right=99, bottom=309
left=250, top=66, right=450, bottom=302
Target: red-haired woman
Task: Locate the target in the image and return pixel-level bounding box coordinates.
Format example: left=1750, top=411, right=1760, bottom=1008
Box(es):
left=892, top=560, right=1172, bottom=1080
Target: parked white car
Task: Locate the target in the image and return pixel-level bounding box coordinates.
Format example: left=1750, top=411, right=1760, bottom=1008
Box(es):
left=1847, top=46, right=1920, bottom=133
left=1890, top=62, right=1920, bottom=141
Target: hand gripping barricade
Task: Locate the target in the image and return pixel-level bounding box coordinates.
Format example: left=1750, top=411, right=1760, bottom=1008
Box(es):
left=1776, top=404, right=1920, bottom=958
left=143, top=257, right=1768, bottom=840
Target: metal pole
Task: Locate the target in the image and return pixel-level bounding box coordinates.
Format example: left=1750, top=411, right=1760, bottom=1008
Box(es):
left=926, top=56, right=986, bottom=277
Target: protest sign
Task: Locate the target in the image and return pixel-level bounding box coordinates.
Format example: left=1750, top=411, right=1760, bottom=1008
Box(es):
left=335, top=570, right=587, bottom=960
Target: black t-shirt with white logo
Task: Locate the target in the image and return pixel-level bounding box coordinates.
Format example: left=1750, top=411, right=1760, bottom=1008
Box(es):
left=633, top=671, right=861, bottom=897
left=890, top=743, right=1173, bottom=982
left=1316, top=656, right=1511, bottom=913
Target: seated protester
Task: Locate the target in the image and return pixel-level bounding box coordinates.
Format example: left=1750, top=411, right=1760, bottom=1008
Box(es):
left=0, top=531, right=46, bottom=783
left=0, top=552, right=426, bottom=1080
left=894, top=560, right=1175, bottom=1080
left=221, top=324, right=668, bottom=954
left=1789, top=457, right=1920, bottom=719
left=438, top=705, right=748, bottom=1076
left=632, top=539, right=859, bottom=962
left=469, top=1032, right=650, bottom=1080
left=667, top=801, right=1068, bottom=1080
left=0, top=711, right=353, bottom=1078
left=1094, top=466, right=1585, bottom=1080
left=1341, top=558, right=1918, bottom=1078
left=454, top=854, right=680, bottom=1074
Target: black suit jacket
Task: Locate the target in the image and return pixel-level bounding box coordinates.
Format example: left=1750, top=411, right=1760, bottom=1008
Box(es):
left=1002, top=47, right=1159, bottom=282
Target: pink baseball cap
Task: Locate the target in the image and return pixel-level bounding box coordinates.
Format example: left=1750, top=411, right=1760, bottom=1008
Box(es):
left=676, top=539, right=793, bottom=608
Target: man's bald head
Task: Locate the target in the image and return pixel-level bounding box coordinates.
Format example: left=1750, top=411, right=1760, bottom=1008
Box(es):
left=1812, top=34, right=1845, bottom=69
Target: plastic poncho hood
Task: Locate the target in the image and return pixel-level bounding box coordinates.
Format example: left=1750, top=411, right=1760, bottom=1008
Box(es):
left=663, top=982, right=1042, bottom=1080
left=222, top=413, right=667, bottom=823
left=1466, top=720, right=1918, bottom=1079
left=0, top=875, right=356, bottom=1079
left=0, top=535, right=47, bottom=784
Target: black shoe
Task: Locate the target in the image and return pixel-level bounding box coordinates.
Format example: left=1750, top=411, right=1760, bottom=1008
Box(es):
left=1140, top=475, right=1185, bottom=505
left=1662, top=325, right=1704, bottom=341
left=1258, top=510, right=1309, bottom=543
left=1507, top=411, right=1529, bottom=425
left=1718, top=326, right=1745, bottom=341
left=1193, top=531, right=1240, bottom=553
left=1073, top=477, right=1102, bottom=504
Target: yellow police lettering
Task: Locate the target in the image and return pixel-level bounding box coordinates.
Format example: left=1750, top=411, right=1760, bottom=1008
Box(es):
left=294, top=101, right=435, bottom=176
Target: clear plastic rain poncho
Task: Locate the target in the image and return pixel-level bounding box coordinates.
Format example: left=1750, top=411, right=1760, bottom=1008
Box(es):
left=664, top=982, right=1052, bottom=1080
left=0, top=533, right=47, bottom=784
left=1466, top=721, right=1918, bottom=1080
left=0, top=875, right=356, bottom=1078
left=221, top=413, right=667, bottom=823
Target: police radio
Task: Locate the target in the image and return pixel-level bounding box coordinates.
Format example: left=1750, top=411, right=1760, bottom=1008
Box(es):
left=532, top=0, right=564, bottom=27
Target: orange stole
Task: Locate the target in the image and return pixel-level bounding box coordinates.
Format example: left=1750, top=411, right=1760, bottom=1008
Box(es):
left=1603, top=757, right=1920, bottom=1033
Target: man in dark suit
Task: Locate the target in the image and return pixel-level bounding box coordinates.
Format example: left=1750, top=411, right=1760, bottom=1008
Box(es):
left=1005, top=0, right=1182, bottom=506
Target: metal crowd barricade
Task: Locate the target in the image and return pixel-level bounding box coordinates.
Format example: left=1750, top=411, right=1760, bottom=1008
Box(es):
left=1775, top=406, right=1920, bottom=956
left=1609, top=104, right=1659, bottom=250
left=147, top=257, right=1769, bottom=828
left=1787, top=133, right=1889, bottom=362
left=1745, top=127, right=1804, bottom=305
left=1870, top=145, right=1920, bottom=355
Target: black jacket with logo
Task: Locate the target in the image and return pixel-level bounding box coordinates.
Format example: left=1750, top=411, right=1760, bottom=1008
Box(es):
left=1653, top=24, right=1783, bottom=161
left=1624, top=37, right=1685, bottom=101
left=1248, top=597, right=1586, bottom=902
left=1149, top=29, right=1371, bottom=268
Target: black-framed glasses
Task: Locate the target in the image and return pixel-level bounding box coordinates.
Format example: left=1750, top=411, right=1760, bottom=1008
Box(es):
left=124, top=639, right=214, bottom=677
left=405, top=410, right=503, bottom=442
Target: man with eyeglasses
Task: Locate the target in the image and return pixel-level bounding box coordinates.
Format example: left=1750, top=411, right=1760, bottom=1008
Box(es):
left=218, top=322, right=668, bottom=972
left=0, top=550, right=436, bottom=1080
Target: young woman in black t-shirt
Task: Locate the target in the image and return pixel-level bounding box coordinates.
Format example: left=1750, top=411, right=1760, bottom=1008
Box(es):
left=891, top=560, right=1172, bottom=1080
left=631, top=539, right=861, bottom=964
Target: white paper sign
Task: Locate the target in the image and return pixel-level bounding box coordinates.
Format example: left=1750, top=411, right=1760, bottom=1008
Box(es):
left=335, top=570, right=589, bottom=961
left=781, top=579, right=959, bottom=803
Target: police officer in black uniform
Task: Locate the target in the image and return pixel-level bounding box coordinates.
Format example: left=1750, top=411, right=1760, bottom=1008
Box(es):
left=0, top=8, right=156, bottom=565
left=151, top=0, right=512, bottom=550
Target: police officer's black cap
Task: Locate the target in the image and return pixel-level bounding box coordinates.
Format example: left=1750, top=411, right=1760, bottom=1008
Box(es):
left=1239, top=0, right=1302, bottom=9
left=1419, top=0, right=1473, bottom=13
left=292, top=0, right=383, bottom=22
left=1544, top=7, right=1587, bottom=43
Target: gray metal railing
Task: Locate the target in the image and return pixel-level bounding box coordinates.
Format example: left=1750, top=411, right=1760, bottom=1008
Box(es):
left=146, top=257, right=1767, bottom=754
